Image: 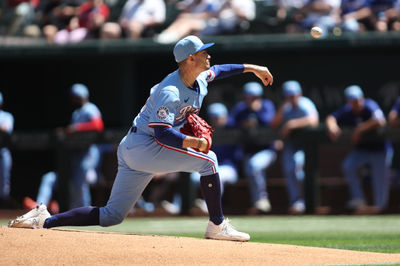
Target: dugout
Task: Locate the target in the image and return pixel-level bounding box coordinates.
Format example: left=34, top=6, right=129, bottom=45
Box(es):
left=1, top=32, right=400, bottom=213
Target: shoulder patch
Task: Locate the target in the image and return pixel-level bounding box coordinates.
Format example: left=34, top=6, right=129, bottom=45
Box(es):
left=156, top=106, right=169, bottom=120
left=205, top=70, right=216, bottom=82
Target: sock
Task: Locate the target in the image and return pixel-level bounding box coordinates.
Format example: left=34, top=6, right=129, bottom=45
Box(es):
left=200, top=173, right=224, bottom=225
left=43, top=206, right=99, bottom=228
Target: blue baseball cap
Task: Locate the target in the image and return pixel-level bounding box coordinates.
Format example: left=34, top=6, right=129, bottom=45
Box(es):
left=344, top=85, right=364, bottom=100
left=173, top=35, right=214, bottom=63
left=71, top=83, right=89, bottom=99
left=282, top=80, right=302, bottom=96
left=0, top=92, right=3, bottom=105
left=243, top=82, right=263, bottom=97
left=207, top=103, right=228, bottom=118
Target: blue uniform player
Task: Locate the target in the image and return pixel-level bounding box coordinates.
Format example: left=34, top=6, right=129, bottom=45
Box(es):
left=23, top=84, right=105, bottom=212
left=388, top=97, right=400, bottom=128
left=227, top=82, right=278, bottom=213
left=66, top=84, right=105, bottom=208
left=326, top=85, right=392, bottom=214
left=9, top=35, right=273, bottom=241
left=271, top=81, right=319, bottom=214
left=0, top=92, right=14, bottom=207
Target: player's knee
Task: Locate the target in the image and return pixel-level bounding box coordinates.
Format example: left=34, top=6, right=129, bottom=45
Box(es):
left=99, top=207, right=125, bottom=227
left=202, top=150, right=218, bottom=168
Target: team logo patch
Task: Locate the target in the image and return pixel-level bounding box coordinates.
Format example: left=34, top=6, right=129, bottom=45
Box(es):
left=156, top=106, right=169, bottom=120
left=206, top=70, right=215, bottom=82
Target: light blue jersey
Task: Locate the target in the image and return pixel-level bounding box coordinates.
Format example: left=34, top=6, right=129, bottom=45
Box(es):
left=99, top=64, right=246, bottom=226
left=0, top=110, right=14, bottom=133
left=282, top=96, right=319, bottom=122
left=134, top=69, right=212, bottom=135
left=71, top=102, right=102, bottom=124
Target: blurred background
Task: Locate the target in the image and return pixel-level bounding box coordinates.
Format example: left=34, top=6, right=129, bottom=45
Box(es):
left=1, top=0, right=400, bottom=217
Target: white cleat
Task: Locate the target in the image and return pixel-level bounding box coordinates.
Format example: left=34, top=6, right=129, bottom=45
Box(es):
left=205, top=219, right=250, bottom=242
left=8, top=203, right=51, bottom=229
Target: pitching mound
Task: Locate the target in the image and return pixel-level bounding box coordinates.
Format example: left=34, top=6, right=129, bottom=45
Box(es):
left=1, top=226, right=399, bottom=265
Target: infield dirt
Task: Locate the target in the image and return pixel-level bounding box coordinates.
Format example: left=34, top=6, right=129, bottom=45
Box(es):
left=1, top=226, right=399, bottom=265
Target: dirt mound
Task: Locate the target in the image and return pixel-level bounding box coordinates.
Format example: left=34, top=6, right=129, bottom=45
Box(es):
left=1, top=226, right=399, bottom=265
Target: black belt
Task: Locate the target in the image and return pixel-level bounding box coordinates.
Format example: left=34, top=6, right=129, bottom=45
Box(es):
left=130, top=126, right=137, bottom=133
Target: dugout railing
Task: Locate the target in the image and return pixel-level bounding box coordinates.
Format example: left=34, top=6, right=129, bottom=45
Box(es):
left=4, top=126, right=400, bottom=214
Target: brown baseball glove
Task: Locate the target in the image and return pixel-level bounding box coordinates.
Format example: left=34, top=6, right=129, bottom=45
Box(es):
left=180, top=112, right=214, bottom=154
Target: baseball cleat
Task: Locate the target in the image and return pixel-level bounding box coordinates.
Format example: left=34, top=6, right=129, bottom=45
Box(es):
left=255, top=198, right=271, bottom=213
left=205, top=219, right=250, bottom=242
left=8, top=203, right=51, bottom=229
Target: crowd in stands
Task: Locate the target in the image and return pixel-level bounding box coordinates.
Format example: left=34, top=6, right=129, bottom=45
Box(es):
left=1, top=0, right=400, bottom=44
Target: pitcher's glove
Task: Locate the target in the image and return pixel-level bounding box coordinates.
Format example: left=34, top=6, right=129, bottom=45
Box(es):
left=180, top=112, right=214, bottom=154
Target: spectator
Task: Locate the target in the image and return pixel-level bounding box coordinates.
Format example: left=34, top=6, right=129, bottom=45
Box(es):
left=0, top=92, right=14, bottom=208
left=38, top=0, right=84, bottom=43
left=364, top=0, right=398, bottom=32
left=155, top=0, right=221, bottom=44
left=290, top=0, right=341, bottom=36
left=337, top=0, right=370, bottom=32
left=53, top=0, right=109, bottom=44
left=277, top=0, right=308, bottom=33
left=271, top=80, right=319, bottom=214
left=325, top=85, right=392, bottom=214
left=200, top=0, right=256, bottom=36
left=228, top=82, right=278, bottom=214
left=2, top=0, right=38, bottom=36
left=101, top=0, right=166, bottom=40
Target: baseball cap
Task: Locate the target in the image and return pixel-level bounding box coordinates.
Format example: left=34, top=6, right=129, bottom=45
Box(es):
left=243, top=82, right=263, bottom=97
left=282, top=80, right=302, bottom=97
left=207, top=103, right=228, bottom=118
left=71, top=83, right=89, bottom=99
left=344, top=85, right=364, bottom=100
left=173, top=35, right=214, bottom=63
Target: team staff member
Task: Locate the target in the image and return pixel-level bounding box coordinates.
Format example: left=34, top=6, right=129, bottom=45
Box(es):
left=0, top=92, right=14, bottom=208
left=228, top=82, right=278, bottom=213
left=326, top=85, right=392, bottom=214
left=9, top=35, right=273, bottom=242
left=271, top=80, right=319, bottom=214
left=64, top=84, right=104, bottom=208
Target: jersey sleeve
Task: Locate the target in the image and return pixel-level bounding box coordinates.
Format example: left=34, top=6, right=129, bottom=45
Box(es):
left=73, top=104, right=104, bottom=132
left=0, top=113, right=14, bottom=134
left=300, top=97, right=319, bottom=118
left=148, top=87, right=180, bottom=128
left=366, top=99, right=385, bottom=121
left=391, top=98, right=400, bottom=113
left=200, top=64, right=244, bottom=83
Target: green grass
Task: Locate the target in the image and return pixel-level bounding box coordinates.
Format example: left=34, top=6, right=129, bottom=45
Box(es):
left=2, top=215, right=400, bottom=254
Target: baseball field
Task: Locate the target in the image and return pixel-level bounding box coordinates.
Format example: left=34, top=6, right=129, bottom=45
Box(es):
left=1, top=214, right=400, bottom=265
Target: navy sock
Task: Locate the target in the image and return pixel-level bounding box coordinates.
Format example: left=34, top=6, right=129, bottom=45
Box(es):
left=200, top=173, right=224, bottom=225
left=43, top=206, right=99, bottom=228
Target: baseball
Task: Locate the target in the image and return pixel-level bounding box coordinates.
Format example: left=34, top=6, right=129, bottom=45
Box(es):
left=310, top=27, right=323, bottom=38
